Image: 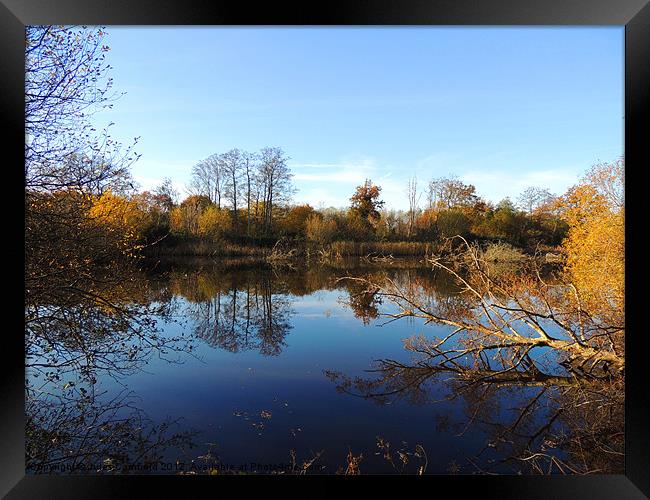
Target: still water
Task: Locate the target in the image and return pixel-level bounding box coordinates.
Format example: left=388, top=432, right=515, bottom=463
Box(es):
left=27, top=258, right=617, bottom=474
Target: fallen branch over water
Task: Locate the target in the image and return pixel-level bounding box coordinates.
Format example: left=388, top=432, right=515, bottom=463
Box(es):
left=336, top=236, right=624, bottom=380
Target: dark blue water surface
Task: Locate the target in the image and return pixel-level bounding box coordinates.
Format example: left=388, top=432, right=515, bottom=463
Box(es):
left=27, top=258, right=587, bottom=474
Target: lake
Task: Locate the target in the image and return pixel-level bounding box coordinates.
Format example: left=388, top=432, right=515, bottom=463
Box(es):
left=25, top=257, right=622, bottom=475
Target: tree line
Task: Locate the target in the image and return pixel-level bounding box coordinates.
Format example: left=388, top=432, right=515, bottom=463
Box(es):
left=186, top=147, right=293, bottom=237
left=130, top=168, right=571, bottom=255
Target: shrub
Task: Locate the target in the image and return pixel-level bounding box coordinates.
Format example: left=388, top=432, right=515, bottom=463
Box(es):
left=437, top=209, right=471, bottom=239
left=198, top=206, right=231, bottom=239
left=305, top=214, right=338, bottom=246
left=480, top=242, right=526, bottom=262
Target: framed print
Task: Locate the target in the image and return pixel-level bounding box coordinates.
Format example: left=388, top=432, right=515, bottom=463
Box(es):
left=2, top=0, right=649, bottom=497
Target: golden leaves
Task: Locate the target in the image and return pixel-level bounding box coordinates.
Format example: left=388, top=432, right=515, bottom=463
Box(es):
left=558, top=160, right=624, bottom=326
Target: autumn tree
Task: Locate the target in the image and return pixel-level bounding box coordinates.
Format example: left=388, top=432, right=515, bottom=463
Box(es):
left=88, top=189, right=150, bottom=254
left=406, top=176, right=420, bottom=238
left=25, top=26, right=138, bottom=193
left=414, top=208, right=438, bottom=238
left=350, top=179, right=385, bottom=232
left=25, top=25, right=142, bottom=308
left=181, top=147, right=295, bottom=241
left=257, top=147, right=294, bottom=236
left=25, top=27, right=197, bottom=466
left=153, top=177, right=178, bottom=212
left=198, top=205, right=231, bottom=239
left=517, top=186, right=555, bottom=215
left=376, top=209, right=399, bottom=240
left=280, top=204, right=316, bottom=238
left=305, top=214, right=338, bottom=248
left=436, top=209, right=471, bottom=239
left=427, top=176, right=478, bottom=210
left=558, top=159, right=624, bottom=327
left=469, top=198, right=519, bottom=245
left=25, top=25, right=141, bottom=285
left=171, top=194, right=213, bottom=236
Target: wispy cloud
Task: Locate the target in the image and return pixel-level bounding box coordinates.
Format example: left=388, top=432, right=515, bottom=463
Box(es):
left=132, top=174, right=188, bottom=197
left=291, top=157, right=376, bottom=185
left=291, top=158, right=420, bottom=210
left=412, top=151, right=584, bottom=203
left=460, top=168, right=580, bottom=202
left=294, top=187, right=349, bottom=209
left=292, top=156, right=383, bottom=207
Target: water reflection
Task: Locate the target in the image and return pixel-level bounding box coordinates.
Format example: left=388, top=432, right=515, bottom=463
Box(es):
left=325, top=356, right=623, bottom=473
left=325, top=257, right=624, bottom=474
left=153, top=257, right=459, bottom=356
left=25, top=259, right=197, bottom=474
left=182, top=271, right=294, bottom=356
left=26, top=386, right=196, bottom=474
left=25, top=257, right=624, bottom=474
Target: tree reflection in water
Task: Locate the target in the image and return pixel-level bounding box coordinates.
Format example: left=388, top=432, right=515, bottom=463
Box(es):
left=326, top=358, right=623, bottom=474
left=162, top=263, right=296, bottom=356
left=25, top=261, right=198, bottom=474
left=26, top=256, right=624, bottom=474
left=26, top=257, right=330, bottom=473
left=26, top=386, right=196, bottom=474
left=326, top=253, right=624, bottom=475
left=159, top=258, right=445, bottom=355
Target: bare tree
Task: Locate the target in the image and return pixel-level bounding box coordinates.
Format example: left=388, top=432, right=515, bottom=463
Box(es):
left=339, top=236, right=624, bottom=379
left=25, top=26, right=138, bottom=194
left=406, top=176, right=420, bottom=238
left=189, top=160, right=212, bottom=200
left=205, top=153, right=225, bottom=208
left=328, top=249, right=624, bottom=474
left=257, top=147, right=294, bottom=236
left=153, top=177, right=178, bottom=212
left=24, top=26, right=201, bottom=476
left=517, top=187, right=555, bottom=215
left=243, top=151, right=257, bottom=237
left=220, top=149, right=244, bottom=229
left=189, top=154, right=225, bottom=208
left=185, top=147, right=294, bottom=238
left=325, top=354, right=623, bottom=474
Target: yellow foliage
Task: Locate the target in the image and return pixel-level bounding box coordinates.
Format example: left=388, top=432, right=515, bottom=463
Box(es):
left=414, top=208, right=438, bottom=235
left=88, top=190, right=150, bottom=251
left=305, top=214, right=337, bottom=246
left=198, top=206, right=231, bottom=238
left=280, top=204, right=315, bottom=235
left=559, top=160, right=624, bottom=325
left=169, top=206, right=184, bottom=234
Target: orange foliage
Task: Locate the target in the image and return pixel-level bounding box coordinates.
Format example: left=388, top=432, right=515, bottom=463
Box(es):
left=281, top=204, right=316, bottom=236
left=559, top=160, right=624, bottom=325
left=415, top=208, right=438, bottom=234
left=88, top=190, right=149, bottom=253
left=305, top=214, right=337, bottom=246
left=198, top=205, right=231, bottom=238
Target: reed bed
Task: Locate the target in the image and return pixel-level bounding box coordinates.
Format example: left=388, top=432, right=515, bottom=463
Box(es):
left=144, top=239, right=273, bottom=257
left=328, top=241, right=435, bottom=257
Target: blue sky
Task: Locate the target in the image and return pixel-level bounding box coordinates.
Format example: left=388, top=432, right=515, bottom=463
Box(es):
left=93, top=27, right=624, bottom=210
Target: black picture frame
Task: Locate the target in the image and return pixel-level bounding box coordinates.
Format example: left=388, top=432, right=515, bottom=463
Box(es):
left=3, top=0, right=648, bottom=497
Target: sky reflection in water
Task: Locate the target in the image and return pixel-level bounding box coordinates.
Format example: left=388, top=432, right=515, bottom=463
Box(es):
left=28, top=259, right=610, bottom=474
